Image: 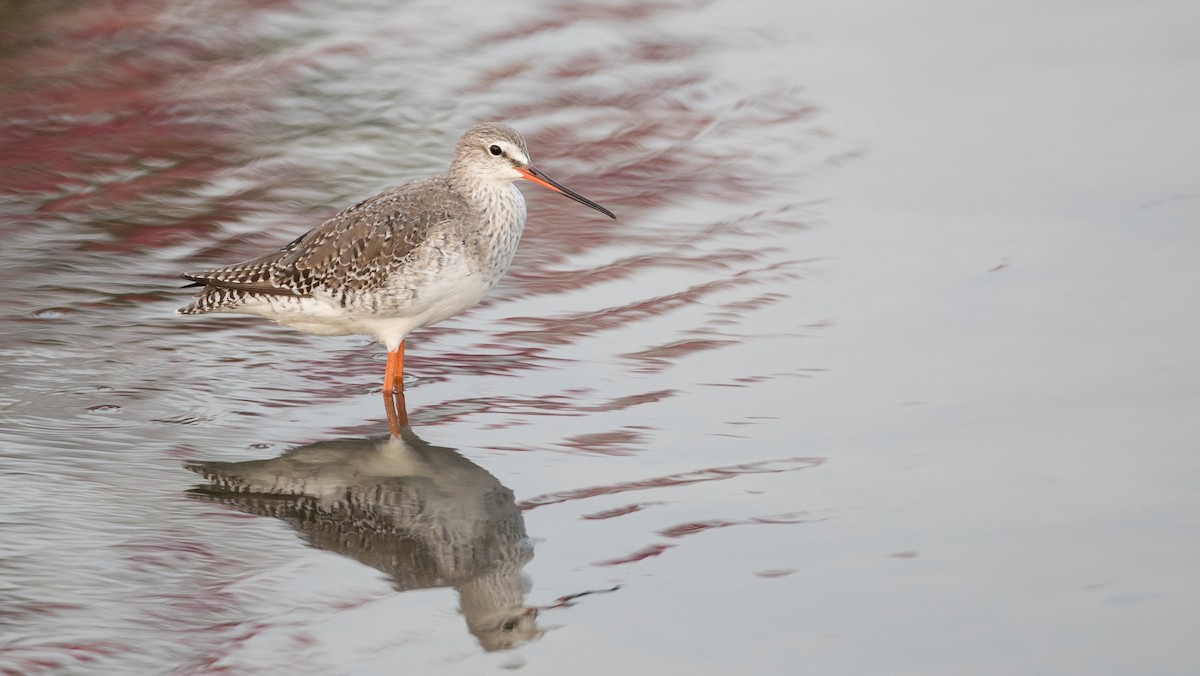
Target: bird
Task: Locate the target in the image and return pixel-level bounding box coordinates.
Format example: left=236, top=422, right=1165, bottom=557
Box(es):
left=178, top=123, right=615, bottom=400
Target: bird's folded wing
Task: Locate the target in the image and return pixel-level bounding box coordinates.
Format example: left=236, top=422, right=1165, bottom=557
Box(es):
left=181, top=181, right=458, bottom=297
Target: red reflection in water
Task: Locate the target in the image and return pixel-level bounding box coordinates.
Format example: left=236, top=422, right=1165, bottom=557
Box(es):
left=502, top=250, right=762, bottom=301
left=9, top=602, right=85, bottom=616
left=657, top=511, right=819, bottom=538
left=590, top=512, right=819, bottom=569
left=497, top=278, right=756, bottom=346
left=0, top=0, right=301, bottom=253
left=593, top=543, right=676, bottom=567
left=0, top=641, right=130, bottom=673
left=582, top=502, right=664, bottom=520
left=479, top=0, right=709, bottom=47
left=558, top=427, right=651, bottom=456
left=621, top=338, right=738, bottom=373
left=462, top=1, right=826, bottom=291
left=176, top=620, right=308, bottom=676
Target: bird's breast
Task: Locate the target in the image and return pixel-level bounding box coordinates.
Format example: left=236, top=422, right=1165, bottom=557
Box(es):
left=470, top=183, right=527, bottom=277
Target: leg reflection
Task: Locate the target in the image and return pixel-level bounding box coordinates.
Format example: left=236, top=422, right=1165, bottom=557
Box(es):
left=384, top=387, right=409, bottom=436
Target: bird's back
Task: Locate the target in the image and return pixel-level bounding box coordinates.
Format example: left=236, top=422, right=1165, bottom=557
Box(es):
left=178, top=176, right=474, bottom=316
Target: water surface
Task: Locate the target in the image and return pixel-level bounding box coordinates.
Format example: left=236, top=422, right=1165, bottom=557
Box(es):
left=2, top=0, right=1198, bottom=673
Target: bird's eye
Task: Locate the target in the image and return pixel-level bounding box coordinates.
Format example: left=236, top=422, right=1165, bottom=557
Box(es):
left=489, top=145, right=502, bottom=156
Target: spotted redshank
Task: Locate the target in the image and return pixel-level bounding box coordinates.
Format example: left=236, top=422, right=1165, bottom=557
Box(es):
left=178, top=123, right=614, bottom=410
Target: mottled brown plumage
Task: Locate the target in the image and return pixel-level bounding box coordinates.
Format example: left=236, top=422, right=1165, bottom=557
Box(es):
left=180, top=178, right=465, bottom=306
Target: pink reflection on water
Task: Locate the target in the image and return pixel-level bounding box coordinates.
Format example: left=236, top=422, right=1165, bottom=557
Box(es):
left=621, top=338, right=738, bottom=373
left=497, top=278, right=758, bottom=345
left=461, top=0, right=826, bottom=288
left=593, top=543, right=676, bottom=567
left=0, top=0, right=302, bottom=253
left=479, top=0, right=710, bottom=47
left=658, top=511, right=823, bottom=538
left=559, top=427, right=652, bottom=456
left=582, top=502, right=665, bottom=520
left=0, top=641, right=131, bottom=673
left=593, top=513, right=821, bottom=569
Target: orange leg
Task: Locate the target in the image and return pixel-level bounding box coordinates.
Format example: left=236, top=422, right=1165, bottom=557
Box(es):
left=382, top=342, right=407, bottom=437
left=383, top=388, right=409, bottom=437
left=382, top=342, right=405, bottom=395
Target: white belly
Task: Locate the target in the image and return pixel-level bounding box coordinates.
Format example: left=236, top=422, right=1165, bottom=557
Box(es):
left=357, top=265, right=496, bottom=349
left=226, top=259, right=496, bottom=351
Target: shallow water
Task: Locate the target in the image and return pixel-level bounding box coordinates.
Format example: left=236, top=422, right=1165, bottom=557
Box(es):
left=2, top=0, right=1199, bottom=673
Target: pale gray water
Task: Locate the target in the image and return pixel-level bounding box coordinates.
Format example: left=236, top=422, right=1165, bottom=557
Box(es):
left=1, top=0, right=1198, bottom=673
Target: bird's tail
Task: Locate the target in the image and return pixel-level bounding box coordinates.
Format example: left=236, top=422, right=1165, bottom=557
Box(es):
left=176, top=286, right=248, bottom=315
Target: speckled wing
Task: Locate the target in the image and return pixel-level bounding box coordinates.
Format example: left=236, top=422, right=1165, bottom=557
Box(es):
left=179, top=178, right=462, bottom=314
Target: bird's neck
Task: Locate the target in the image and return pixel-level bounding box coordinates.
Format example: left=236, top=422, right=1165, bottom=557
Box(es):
left=458, top=180, right=525, bottom=223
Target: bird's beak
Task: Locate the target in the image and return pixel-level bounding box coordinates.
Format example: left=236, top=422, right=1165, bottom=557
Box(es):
left=516, top=166, right=616, bottom=219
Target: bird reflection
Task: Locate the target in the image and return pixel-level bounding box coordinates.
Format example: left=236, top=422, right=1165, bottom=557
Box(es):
left=186, top=403, right=539, bottom=651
